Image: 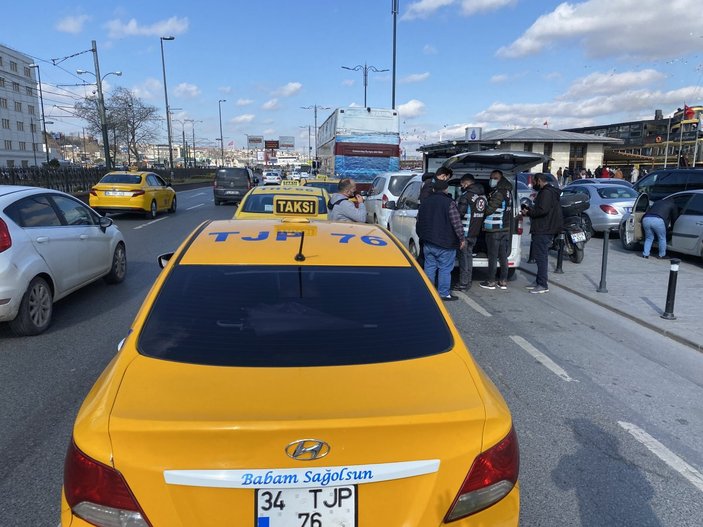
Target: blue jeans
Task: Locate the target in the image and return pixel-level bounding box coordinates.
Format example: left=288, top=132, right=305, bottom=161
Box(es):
left=642, top=216, right=667, bottom=257
left=423, top=242, right=456, bottom=297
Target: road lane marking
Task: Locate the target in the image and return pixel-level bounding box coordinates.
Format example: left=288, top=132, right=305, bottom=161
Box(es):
left=186, top=203, right=205, bottom=211
left=133, top=217, right=168, bottom=230
left=509, top=335, right=578, bottom=382
left=455, top=291, right=492, bottom=317
left=184, top=191, right=206, bottom=198
left=618, top=421, right=703, bottom=493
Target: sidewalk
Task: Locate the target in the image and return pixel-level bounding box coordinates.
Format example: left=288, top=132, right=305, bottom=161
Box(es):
left=519, top=231, right=703, bottom=352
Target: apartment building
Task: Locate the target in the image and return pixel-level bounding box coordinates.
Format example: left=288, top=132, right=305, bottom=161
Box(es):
left=0, top=43, right=44, bottom=168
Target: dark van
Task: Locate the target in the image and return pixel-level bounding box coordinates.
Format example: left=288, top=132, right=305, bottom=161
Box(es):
left=633, top=168, right=703, bottom=201
left=213, top=168, right=254, bottom=205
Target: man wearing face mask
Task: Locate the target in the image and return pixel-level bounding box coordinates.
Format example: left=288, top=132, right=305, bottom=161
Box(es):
left=521, top=173, right=562, bottom=293
left=480, top=170, right=513, bottom=290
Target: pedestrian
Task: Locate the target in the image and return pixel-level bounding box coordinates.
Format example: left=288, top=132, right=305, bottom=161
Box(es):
left=420, top=166, right=452, bottom=201
left=630, top=166, right=639, bottom=183
left=453, top=174, right=486, bottom=292
left=614, top=167, right=624, bottom=179
left=641, top=198, right=679, bottom=259
left=579, top=169, right=587, bottom=179
left=328, top=178, right=367, bottom=222
left=556, top=167, right=563, bottom=185
left=587, top=168, right=593, bottom=178
left=416, top=179, right=465, bottom=301
left=521, top=173, right=563, bottom=294
left=480, top=169, right=513, bottom=290
left=594, top=165, right=602, bottom=178
left=562, top=167, right=571, bottom=184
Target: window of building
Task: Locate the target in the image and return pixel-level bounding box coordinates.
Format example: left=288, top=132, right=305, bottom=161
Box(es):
left=28, top=105, right=34, bottom=115
left=10, top=61, right=18, bottom=72
left=19, top=142, right=26, bottom=151
left=16, top=121, right=24, bottom=131
left=4, top=140, right=12, bottom=150
left=7, top=160, right=15, bottom=168
left=30, top=122, right=36, bottom=133
left=0, top=98, right=7, bottom=109
left=12, top=81, right=20, bottom=92
left=33, top=143, right=39, bottom=152
left=0, top=56, right=3, bottom=67
left=0, top=77, right=5, bottom=87
left=25, top=86, right=33, bottom=96
left=14, top=101, right=22, bottom=112
left=24, top=66, right=31, bottom=77
left=523, top=142, right=533, bottom=152
left=1, top=118, right=10, bottom=129
left=21, top=160, right=29, bottom=168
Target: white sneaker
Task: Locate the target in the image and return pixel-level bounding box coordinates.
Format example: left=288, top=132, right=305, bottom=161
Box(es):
left=530, top=285, right=549, bottom=294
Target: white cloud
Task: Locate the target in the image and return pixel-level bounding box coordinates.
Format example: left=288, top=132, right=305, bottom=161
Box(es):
left=560, top=69, right=666, bottom=99
left=490, top=74, right=509, bottom=84
left=497, top=0, right=702, bottom=60
left=231, top=114, right=255, bottom=124
left=219, top=86, right=232, bottom=94
left=349, top=102, right=362, bottom=108
left=274, top=82, right=302, bottom=97
left=236, top=98, right=254, bottom=106
left=262, top=98, right=280, bottom=110
left=398, top=99, right=426, bottom=118
left=341, top=79, right=355, bottom=87
left=130, top=78, right=162, bottom=100
left=173, top=82, right=201, bottom=98
left=459, top=0, right=516, bottom=16
left=423, top=44, right=438, bottom=55
left=262, top=128, right=277, bottom=135
left=400, top=72, right=430, bottom=83
left=105, top=16, right=189, bottom=38
left=56, top=15, right=90, bottom=34
left=403, top=0, right=514, bottom=20
left=403, top=0, right=455, bottom=20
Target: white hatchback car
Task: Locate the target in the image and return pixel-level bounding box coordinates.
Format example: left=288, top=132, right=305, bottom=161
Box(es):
left=262, top=171, right=282, bottom=185
left=365, top=171, right=417, bottom=227
left=0, top=186, right=126, bottom=335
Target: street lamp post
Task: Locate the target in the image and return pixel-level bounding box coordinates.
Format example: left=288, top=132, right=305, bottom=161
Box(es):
left=160, top=36, right=175, bottom=175
left=76, top=65, right=122, bottom=169
left=391, top=0, right=399, bottom=109
left=301, top=104, right=330, bottom=172
left=185, top=119, right=201, bottom=167
left=218, top=99, right=226, bottom=167
left=28, top=63, right=50, bottom=164
left=341, top=63, right=389, bottom=107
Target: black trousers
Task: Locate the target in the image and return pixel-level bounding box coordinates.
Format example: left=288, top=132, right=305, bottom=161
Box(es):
left=532, top=233, right=553, bottom=287
left=457, top=237, right=477, bottom=286
left=486, top=232, right=509, bottom=282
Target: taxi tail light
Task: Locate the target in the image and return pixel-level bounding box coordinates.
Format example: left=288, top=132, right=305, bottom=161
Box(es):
left=131, top=190, right=145, bottom=197
left=64, top=440, right=152, bottom=527
left=600, top=204, right=619, bottom=215
left=517, top=215, right=524, bottom=235
left=445, top=426, right=519, bottom=522
left=0, top=218, right=11, bottom=253
left=89, top=188, right=98, bottom=196
left=381, top=193, right=389, bottom=208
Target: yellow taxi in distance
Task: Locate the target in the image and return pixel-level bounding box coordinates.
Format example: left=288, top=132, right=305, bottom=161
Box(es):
left=304, top=178, right=341, bottom=195
left=89, top=171, right=177, bottom=218
left=234, top=185, right=330, bottom=220
left=62, top=218, right=519, bottom=527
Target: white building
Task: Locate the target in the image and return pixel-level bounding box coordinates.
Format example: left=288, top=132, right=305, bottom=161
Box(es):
left=0, top=44, right=45, bottom=168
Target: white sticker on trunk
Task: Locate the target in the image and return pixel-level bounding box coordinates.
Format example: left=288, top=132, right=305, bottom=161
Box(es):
left=164, top=459, right=440, bottom=489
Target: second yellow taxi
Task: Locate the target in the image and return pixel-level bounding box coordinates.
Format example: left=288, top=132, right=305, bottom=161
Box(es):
left=89, top=171, right=177, bottom=218
left=234, top=185, right=330, bottom=220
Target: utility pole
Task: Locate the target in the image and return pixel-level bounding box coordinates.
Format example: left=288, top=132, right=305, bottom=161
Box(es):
left=91, top=41, right=111, bottom=170
left=391, top=0, right=399, bottom=109
left=160, top=36, right=175, bottom=175
left=301, top=105, right=330, bottom=171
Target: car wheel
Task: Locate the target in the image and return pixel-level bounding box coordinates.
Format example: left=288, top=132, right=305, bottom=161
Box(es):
left=169, top=196, right=177, bottom=213
left=104, top=243, right=127, bottom=284
left=507, top=268, right=517, bottom=280
left=214, top=199, right=222, bottom=206
left=409, top=239, right=419, bottom=259
left=146, top=200, right=157, bottom=219
left=373, top=214, right=378, bottom=225
left=582, top=214, right=594, bottom=237
left=620, top=220, right=639, bottom=251
left=9, top=276, right=53, bottom=336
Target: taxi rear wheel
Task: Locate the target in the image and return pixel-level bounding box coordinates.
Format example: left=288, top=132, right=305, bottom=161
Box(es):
left=169, top=196, right=177, bottom=213
left=9, top=276, right=53, bottom=336
left=145, top=200, right=157, bottom=219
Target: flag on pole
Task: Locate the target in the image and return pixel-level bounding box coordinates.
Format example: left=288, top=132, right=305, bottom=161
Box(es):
left=543, top=120, right=549, bottom=127
left=684, top=105, right=695, bottom=120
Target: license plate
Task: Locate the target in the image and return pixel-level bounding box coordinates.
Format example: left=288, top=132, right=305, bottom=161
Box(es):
left=225, top=190, right=240, bottom=195
left=571, top=232, right=586, bottom=242
left=256, top=486, right=355, bottom=527
left=105, top=191, right=127, bottom=196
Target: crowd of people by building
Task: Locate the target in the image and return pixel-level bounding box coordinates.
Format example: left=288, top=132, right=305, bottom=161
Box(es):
left=555, top=165, right=644, bottom=186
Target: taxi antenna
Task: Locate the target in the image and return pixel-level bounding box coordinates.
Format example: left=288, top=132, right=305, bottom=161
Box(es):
left=295, top=232, right=306, bottom=262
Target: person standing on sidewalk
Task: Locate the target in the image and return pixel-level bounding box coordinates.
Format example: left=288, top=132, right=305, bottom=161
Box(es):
left=480, top=170, right=513, bottom=290
left=641, top=198, right=679, bottom=259
left=417, top=179, right=465, bottom=301
left=521, top=173, right=562, bottom=294
left=453, top=174, right=486, bottom=292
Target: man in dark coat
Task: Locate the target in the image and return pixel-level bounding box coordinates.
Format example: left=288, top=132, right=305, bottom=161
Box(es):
left=480, top=170, right=513, bottom=290
left=453, top=174, right=486, bottom=291
left=521, top=173, right=563, bottom=293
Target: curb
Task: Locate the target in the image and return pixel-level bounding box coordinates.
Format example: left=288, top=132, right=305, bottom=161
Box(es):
left=518, top=266, right=703, bottom=353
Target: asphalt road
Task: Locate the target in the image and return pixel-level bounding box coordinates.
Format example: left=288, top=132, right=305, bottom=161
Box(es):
left=1, top=188, right=702, bottom=526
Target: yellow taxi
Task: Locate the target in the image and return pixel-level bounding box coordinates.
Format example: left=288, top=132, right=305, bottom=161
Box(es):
left=61, top=216, right=519, bottom=527
left=234, top=185, right=330, bottom=220
left=89, top=171, right=177, bottom=218
left=304, top=177, right=341, bottom=195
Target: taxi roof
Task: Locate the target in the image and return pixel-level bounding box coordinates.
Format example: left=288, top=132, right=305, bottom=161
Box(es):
left=178, top=219, right=410, bottom=267
left=248, top=185, right=325, bottom=196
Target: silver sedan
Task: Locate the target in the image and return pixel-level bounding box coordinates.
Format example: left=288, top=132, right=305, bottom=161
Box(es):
left=560, top=184, right=638, bottom=234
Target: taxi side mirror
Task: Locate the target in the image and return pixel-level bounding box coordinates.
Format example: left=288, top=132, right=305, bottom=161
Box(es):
left=386, top=201, right=397, bottom=210
left=158, top=252, right=174, bottom=269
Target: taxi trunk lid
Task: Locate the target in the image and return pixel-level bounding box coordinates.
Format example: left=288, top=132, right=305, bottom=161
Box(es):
left=108, top=352, right=489, bottom=526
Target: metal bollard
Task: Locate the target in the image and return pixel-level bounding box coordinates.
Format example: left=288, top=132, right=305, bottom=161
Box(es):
left=597, top=229, right=610, bottom=293
left=661, top=258, right=681, bottom=320
left=554, top=234, right=565, bottom=274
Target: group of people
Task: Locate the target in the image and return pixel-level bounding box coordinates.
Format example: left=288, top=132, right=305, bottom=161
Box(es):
left=556, top=165, right=643, bottom=185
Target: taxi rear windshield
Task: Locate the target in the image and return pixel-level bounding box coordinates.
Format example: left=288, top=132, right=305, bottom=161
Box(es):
left=242, top=195, right=328, bottom=214
left=100, top=174, right=142, bottom=184
left=138, top=265, right=453, bottom=367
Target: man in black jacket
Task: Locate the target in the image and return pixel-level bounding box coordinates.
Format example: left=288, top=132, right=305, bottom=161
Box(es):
left=642, top=198, right=679, bottom=258
left=453, top=174, right=486, bottom=291
left=521, top=173, right=562, bottom=293
left=480, top=170, right=513, bottom=290
left=417, top=179, right=465, bottom=301
left=420, top=166, right=452, bottom=201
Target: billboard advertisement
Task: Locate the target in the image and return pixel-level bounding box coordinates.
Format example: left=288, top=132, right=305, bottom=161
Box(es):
left=279, top=136, right=295, bottom=150
left=247, top=135, right=264, bottom=149
left=265, top=140, right=280, bottom=150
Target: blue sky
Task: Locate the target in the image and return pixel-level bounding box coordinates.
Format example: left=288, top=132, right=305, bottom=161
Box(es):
left=3, top=0, right=703, bottom=154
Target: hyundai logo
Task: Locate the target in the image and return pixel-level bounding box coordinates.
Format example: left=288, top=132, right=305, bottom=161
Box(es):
left=285, top=439, right=331, bottom=461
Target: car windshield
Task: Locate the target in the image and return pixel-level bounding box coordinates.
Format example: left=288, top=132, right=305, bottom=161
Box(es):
left=100, top=174, right=142, bottom=185
left=388, top=175, right=414, bottom=195
left=597, top=187, right=638, bottom=199
left=138, top=265, right=453, bottom=367
left=217, top=169, right=249, bottom=182
left=242, top=193, right=328, bottom=213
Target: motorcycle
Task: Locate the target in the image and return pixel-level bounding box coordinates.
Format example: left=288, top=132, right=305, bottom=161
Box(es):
left=559, top=192, right=591, bottom=263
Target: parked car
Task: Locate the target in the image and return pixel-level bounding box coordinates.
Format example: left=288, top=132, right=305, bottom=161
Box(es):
left=517, top=172, right=559, bottom=189
left=262, top=171, right=283, bottom=185
left=561, top=184, right=639, bottom=234
left=388, top=151, right=550, bottom=276
left=213, top=167, right=255, bottom=206
left=365, top=171, right=417, bottom=226
left=517, top=181, right=532, bottom=204
left=620, top=190, right=703, bottom=258
left=633, top=168, right=703, bottom=201
left=0, top=186, right=126, bottom=335
left=566, top=177, right=633, bottom=188
left=90, top=171, right=176, bottom=218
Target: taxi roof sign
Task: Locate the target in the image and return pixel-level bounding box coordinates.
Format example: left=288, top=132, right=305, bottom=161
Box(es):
left=273, top=196, right=318, bottom=217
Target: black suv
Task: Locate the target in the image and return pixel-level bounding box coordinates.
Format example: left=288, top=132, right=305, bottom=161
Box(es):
left=213, top=168, right=254, bottom=205
left=633, top=168, right=703, bottom=201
